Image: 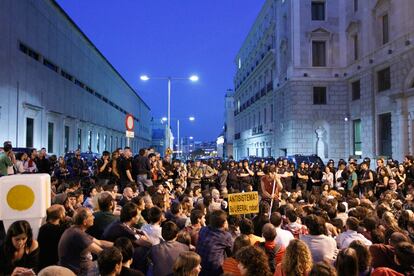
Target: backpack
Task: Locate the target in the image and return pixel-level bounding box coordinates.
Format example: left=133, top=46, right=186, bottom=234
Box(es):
left=258, top=242, right=282, bottom=272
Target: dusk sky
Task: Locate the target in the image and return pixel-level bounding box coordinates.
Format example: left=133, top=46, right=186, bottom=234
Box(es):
left=56, top=0, right=265, bottom=142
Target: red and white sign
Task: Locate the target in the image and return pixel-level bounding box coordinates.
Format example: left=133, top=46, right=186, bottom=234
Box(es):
left=125, top=114, right=134, bottom=131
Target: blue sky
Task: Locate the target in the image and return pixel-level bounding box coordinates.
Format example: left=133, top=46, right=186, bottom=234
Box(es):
left=56, top=0, right=265, bottom=141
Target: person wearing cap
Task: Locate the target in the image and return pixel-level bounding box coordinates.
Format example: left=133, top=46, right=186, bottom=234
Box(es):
left=0, top=141, right=15, bottom=177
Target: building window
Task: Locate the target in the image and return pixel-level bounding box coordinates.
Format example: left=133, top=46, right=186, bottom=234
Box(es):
left=43, top=59, right=58, bottom=72
left=261, top=148, right=265, bottom=157
left=48, top=122, right=54, bottom=153
left=354, top=0, right=358, bottom=12
left=312, top=41, right=326, bottom=67
left=61, top=70, right=73, bottom=81
left=353, top=119, right=362, bottom=155
left=77, top=129, right=82, bottom=150
left=271, top=104, right=274, bottom=122
left=97, top=133, right=100, bottom=153
left=382, top=14, right=389, bottom=44
left=104, top=135, right=107, bottom=151
left=64, top=126, right=69, bottom=153
left=313, top=87, right=327, bottom=105
left=378, top=113, right=392, bottom=157
left=352, top=80, right=360, bottom=100
left=110, top=136, right=113, bottom=151
left=353, top=34, right=359, bottom=60
left=311, top=1, right=325, bottom=21
left=264, top=108, right=267, bottom=124
left=88, top=131, right=92, bottom=151
left=19, top=43, right=40, bottom=61
left=256, top=148, right=259, bottom=157
left=378, top=67, right=391, bottom=92
left=26, top=118, right=34, bottom=148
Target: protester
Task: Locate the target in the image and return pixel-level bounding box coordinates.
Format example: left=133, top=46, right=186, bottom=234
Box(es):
left=256, top=223, right=285, bottom=272
left=222, top=234, right=250, bottom=276
left=300, top=214, right=338, bottom=263
left=335, top=248, right=359, bottom=276
left=3, top=141, right=414, bottom=276
left=150, top=221, right=190, bottom=276
left=97, top=247, right=123, bottom=276
left=38, top=205, right=68, bottom=270
left=58, top=207, right=112, bottom=275
left=196, top=210, right=233, bottom=276
left=275, top=239, right=312, bottom=276
left=173, top=251, right=202, bottom=276
left=0, top=220, right=39, bottom=275
left=235, top=245, right=272, bottom=276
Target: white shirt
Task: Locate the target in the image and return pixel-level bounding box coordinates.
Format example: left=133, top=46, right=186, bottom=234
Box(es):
left=141, top=223, right=163, bottom=245
left=275, top=226, right=294, bottom=248
left=336, top=230, right=372, bottom=249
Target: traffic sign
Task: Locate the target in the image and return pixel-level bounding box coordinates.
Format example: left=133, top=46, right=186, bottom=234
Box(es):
left=125, top=114, right=134, bottom=131
left=126, top=130, right=134, bottom=138
left=165, top=147, right=172, bottom=155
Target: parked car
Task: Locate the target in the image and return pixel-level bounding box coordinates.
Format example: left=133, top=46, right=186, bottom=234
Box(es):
left=64, top=151, right=101, bottom=173
left=0, top=147, right=35, bottom=154
left=286, top=154, right=325, bottom=169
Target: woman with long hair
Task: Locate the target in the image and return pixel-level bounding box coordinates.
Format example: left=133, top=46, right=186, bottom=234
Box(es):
left=375, top=167, right=390, bottom=198
left=381, top=211, right=405, bottom=243
left=349, top=240, right=372, bottom=276
left=0, top=220, right=39, bottom=275
left=396, top=164, right=406, bottom=189
left=335, top=248, right=358, bottom=276
left=54, top=156, right=71, bottom=179
left=173, top=251, right=201, bottom=276
left=235, top=245, right=272, bottom=276
left=275, top=239, right=313, bottom=276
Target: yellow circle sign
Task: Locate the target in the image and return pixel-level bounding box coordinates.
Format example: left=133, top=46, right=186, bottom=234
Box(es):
left=7, top=185, right=35, bottom=211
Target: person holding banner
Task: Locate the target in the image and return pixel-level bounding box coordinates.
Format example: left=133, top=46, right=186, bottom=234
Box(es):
left=260, top=167, right=283, bottom=211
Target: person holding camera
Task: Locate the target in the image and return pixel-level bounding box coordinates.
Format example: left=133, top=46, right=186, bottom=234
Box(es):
left=0, top=141, right=16, bottom=177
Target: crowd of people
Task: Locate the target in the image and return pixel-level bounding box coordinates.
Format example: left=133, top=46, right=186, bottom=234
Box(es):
left=0, top=140, right=414, bottom=276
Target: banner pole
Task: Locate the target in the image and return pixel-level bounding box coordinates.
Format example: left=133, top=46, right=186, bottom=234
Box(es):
left=269, top=178, right=276, bottom=219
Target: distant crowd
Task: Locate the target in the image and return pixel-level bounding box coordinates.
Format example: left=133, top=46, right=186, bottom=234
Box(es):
left=0, top=140, right=414, bottom=276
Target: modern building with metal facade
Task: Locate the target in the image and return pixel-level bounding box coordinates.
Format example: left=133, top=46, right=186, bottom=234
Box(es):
left=232, top=0, right=414, bottom=162
left=0, top=0, right=151, bottom=156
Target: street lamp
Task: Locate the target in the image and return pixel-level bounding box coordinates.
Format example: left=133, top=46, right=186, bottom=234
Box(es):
left=140, top=74, right=199, bottom=152
left=160, top=116, right=195, bottom=158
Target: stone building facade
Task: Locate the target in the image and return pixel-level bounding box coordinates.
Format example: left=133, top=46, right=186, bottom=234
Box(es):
left=233, top=0, right=276, bottom=160
left=232, top=0, right=414, bottom=162
left=0, top=0, right=152, bottom=156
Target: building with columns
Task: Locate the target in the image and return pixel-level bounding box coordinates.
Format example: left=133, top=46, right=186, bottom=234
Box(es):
left=233, top=0, right=414, bottom=162
left=0, top=0, right=151, bottom=156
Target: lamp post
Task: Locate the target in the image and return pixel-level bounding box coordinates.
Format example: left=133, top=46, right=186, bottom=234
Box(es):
left=140, top=74, right=198, bottom=152
left=162, top=116, right=195, bottom=159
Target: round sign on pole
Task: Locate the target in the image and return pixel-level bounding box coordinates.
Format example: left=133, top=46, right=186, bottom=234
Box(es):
left=125, top=114, right=134, bottom=131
